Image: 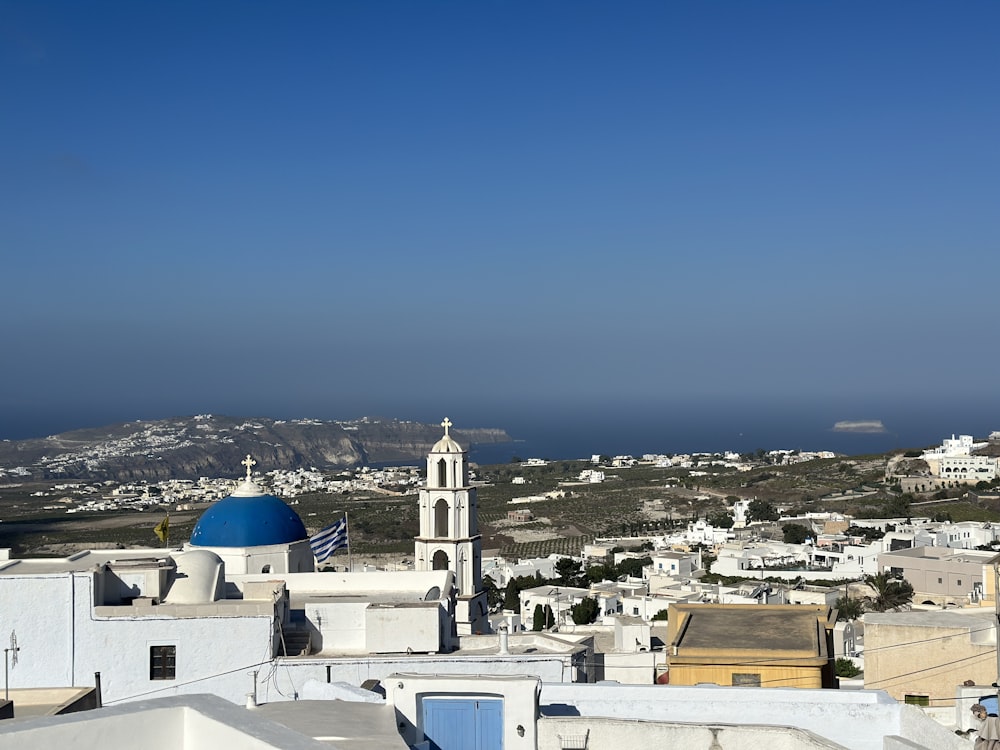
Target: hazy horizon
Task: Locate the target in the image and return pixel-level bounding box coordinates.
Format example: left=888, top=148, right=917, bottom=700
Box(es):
left=3, top=397, right=996, bottom=465
left=2, top=2, right=997, bottom=446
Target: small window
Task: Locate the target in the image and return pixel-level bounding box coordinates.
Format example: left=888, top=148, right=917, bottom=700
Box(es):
left=904, top=694, right=930, bottom=706
left=958, top=579, right=962, bottom=586
left=150, top=645, right=176, bottom=680
left=938, top=577, right=943, bottom=584
left=732, top=673, right=761, bottom=687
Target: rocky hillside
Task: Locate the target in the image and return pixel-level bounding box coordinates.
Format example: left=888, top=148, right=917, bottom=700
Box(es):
left=0, top=415, right=511, bottom=481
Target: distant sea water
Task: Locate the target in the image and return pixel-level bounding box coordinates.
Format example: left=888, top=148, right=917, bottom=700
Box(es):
left=3, top=398, right=996, bottom=466
left=466, top=400, right=1000, bottom=465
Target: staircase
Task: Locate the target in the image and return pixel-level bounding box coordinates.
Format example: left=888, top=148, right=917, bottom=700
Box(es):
left=279, top=623, right=312, bottom=657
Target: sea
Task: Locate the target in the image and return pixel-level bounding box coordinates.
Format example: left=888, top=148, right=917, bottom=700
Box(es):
left=465, top=400, right=1000, bottom=465
left=3, top=399, right=997, bottom=466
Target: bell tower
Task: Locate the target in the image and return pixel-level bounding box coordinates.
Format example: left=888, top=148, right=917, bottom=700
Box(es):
left=415, top=418, right=489, bottom=634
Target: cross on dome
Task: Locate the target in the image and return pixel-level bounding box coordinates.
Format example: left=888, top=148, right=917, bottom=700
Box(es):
left=441, top=417, right=452, bottom=436
left=241, top=454, right=256, bottom=480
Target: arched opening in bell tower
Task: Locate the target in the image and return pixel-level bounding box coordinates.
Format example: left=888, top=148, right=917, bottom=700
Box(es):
left=437, top=458, right=447, bottom=487
left=432, top=550, right=449, bottom=570
left=434, top=498, right=449, bottom=537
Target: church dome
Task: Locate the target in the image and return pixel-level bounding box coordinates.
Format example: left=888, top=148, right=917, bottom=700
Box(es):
left=431, top=434, right=463, bottom=453
left=190, top=477, right=308, bottom=548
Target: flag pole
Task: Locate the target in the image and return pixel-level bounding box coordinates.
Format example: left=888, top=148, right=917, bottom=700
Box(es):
left=345, top=512, right=352, bottom=573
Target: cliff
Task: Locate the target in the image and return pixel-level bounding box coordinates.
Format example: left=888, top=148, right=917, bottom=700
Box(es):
left=0, top=415, right=511, bottom=481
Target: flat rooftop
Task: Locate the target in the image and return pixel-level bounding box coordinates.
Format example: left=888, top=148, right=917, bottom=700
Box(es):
left=0, top=549, right=175, bottom=575
left=254, top=700, right=407, bottom=749
left=865, top=609, right=996, bottom=628
left=290, top=592, right=440, bottom=607
left=675, top=607, right=825, bottom=653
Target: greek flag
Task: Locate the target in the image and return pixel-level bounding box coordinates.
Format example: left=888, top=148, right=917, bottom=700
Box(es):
left=311, top=517, right=348, bottom=562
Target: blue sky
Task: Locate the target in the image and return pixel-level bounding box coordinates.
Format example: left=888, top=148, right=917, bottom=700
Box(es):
left=1, top=1, right=998, bottom=442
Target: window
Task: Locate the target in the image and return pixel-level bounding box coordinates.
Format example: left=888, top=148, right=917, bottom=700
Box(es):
left=732, top=673, right=761, bottom=687
left=904, top=694, right=930, bottom=706
left=938, top=577, right=943, bottom=584
left=150, top=645, right=176, bottom=680
left=958, top=579, right=962, bottom=586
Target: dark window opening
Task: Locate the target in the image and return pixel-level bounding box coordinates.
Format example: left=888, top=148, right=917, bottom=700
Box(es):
left=150, top=645, right=176, bottom=680
left=434, top=498, right=449, bottom=537
left=432, top=550, right=449, bottom=571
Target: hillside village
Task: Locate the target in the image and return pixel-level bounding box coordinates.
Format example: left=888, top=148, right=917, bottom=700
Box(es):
left=2, top=427, right=1000, bottom=749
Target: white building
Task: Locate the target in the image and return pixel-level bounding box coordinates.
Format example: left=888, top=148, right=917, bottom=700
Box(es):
left=0, top=548, right=284, bottom=705
left=1, top=422, right=558, bottom=708
left=1, top=675, right=972, bottom=750
left=645, top=549, right=698, bottom=579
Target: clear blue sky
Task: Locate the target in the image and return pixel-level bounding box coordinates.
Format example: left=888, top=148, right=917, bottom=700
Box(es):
left=1, top=1, right=998, bottom=441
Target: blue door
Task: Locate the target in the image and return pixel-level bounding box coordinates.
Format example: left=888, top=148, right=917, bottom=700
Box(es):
left=422, top=698, right=503, bottom=750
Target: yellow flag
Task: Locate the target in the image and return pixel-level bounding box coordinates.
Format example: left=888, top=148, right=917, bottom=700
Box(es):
left=154, top=514, right=170, bottom=543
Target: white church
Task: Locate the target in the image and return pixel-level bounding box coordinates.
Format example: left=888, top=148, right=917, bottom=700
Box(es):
left=0, top=420, right=590, bottom=706
left=414, top=417, right=489, bottom=635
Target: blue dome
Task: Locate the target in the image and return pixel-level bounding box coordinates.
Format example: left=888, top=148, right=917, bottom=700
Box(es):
left=190, top=487, right=308, bottom=548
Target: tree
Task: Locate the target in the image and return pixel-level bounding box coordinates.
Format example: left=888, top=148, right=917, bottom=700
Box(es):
left=884, top=494, right=912, bottom=518
left=835, top=596, right=865, bottom=621
left=708, top=511, right=734, bottom=529
left=846, top=525, right=884, bottom=542
left=503, top=581, right=521, bottom=612
left=782, top=523, right=811, bottom=544
left=651, top=609, right=670, bottom=622
left=863, top=572, right=914, bottom=612
left=532, top=604, right=545, bottom=631
left=616, top=557, right=652, bottom=580
left=555, top=557, right=583, bottom=586
left=586, top=564, right=613, bottom=584
left=571, top=597, right=600, bottom=625
left=747, top=499, right=779, bottom=522
left=504, top=574, right=540, bottom=611
left=483, top=575, right=503, bottom=613
left=544, top=604, right=555, bottom=629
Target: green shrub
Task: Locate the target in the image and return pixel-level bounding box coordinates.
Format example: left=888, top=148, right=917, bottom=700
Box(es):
left=835, top=657, right=861, bottom=678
